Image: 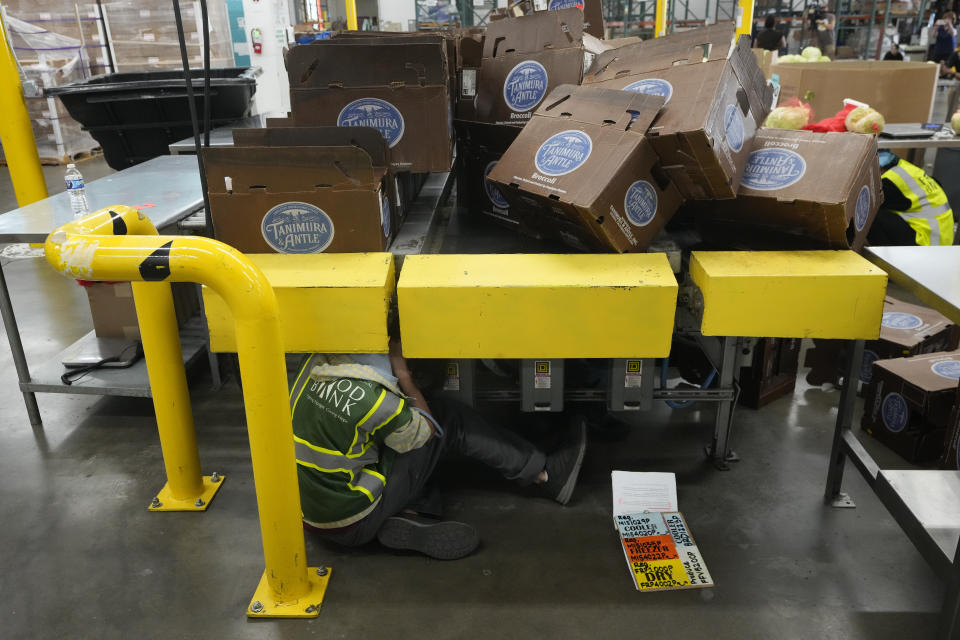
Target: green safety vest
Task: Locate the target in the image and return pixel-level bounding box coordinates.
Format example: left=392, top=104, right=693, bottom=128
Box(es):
left=289, top=354, right=416, bottom=528
left=882, top=158, right=954, bottom=246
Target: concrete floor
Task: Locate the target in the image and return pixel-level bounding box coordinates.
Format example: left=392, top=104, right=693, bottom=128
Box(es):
left=0, top=158, right=947, bottom=639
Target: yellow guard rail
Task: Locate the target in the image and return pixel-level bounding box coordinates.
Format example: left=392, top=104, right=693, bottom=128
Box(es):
left=44, top=206, right=328, bottom=617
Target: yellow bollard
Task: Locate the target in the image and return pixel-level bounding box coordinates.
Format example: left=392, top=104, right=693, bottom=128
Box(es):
left=654, top=0, right=667, bottom=37
left=345, top=0, right=358, bottom=30
left=45, top=206, right=329, bottom=617
left=0, top=10, right=48, bottom=206
left=133, top=281, right=223, bottom=511
left=736, top=0, right=755, bottom=40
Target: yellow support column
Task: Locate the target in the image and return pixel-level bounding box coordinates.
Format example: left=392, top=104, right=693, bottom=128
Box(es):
left=736, top=0, right=755, bottom=40
left=0, top=10, right=48, bottom=206
left=133, top=281, right=224, bottom=511
left=654, top=0, right=667, bottom=37
left=45, top=206, right=329, bottom=618
left=345, top=0, right=358, bottom=30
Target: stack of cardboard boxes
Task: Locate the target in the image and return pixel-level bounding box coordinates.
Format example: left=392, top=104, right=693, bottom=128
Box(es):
left=855, top=297, right=960, bottom=465
left=455, top=16, right=883, bottom=254
left=202, top=33, right=455, bottom=256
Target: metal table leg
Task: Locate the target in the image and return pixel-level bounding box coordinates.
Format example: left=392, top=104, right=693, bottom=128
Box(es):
left=708, top=335, right=739, bottom=470
left=938, top=542, right=960, bottom=640
left=0, top=259, right=41, bottom=425
left=824, top=339, right=864, bottom=508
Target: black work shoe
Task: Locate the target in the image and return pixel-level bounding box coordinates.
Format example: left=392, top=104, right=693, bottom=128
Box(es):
left=377, top=515, right=479, bottom=560
left=542, top=416, right=588, bottom=505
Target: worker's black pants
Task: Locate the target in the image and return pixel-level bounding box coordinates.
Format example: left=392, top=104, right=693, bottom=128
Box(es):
left=310, top=398, right=546, bottom=547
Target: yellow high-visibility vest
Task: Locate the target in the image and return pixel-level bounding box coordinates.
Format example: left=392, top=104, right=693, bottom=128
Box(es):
left=882, top=159, right=954, bottom=246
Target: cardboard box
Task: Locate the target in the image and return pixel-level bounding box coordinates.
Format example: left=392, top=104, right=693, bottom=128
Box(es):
left=331, top=31, right=459, bottom=104
left=862, top=350, right=960, bottom=463
left=475, top=8, right=586, bottom=126
left=739, top=338, right=801, bottom=409
left=752, top=48, right=779, bottom=80
left=861, top=296, right=960, bottom=382
left=455, top=30, right=485, bottom=121
left=940, top=384, right=960, bottom=470
left=203, top=138, right=394, bottom=254
left=495, top=0, right=604, bottom=38
left=230, top=124, right=403, bottom=229
left=84, top=281, right=199, bottom=340
left=488, top=84, right=683, bottom=253
left=583, top=25, right=772, bottom=200
left=286, top=39, right=453, bottom=172
left=454, top=120, right=524, bottom=231
left=695, top=128, right=882, bottom=251
left=773, top=61, right=938, bottom=123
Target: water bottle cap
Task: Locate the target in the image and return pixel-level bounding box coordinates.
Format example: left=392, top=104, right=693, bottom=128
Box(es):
left=67, top=163, right=76, bottom=169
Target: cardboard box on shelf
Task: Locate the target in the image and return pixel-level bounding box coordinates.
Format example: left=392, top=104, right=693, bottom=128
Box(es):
left=203, top=139, right=394, bottom=254
left=583, top=24, right=772, bottom=199
left=773, top=61, right=938, bottom=124
left=475, top=8, right=586, bottom=126
left=488, top=84, right=684, bottom=253
left=940, top=384, right=960, bottom=470
left=230, top=124, right=403, bottom=230
left=862, top=350, right=960, bottom=463
left=286, top=39, right=453, bottom=173
left=84, top=281, right=198, bottom=340
left=739, top=338, right=801, bottom=409
left=455, top=120, right=523, bottom=231
left=861, top=296, right=960, bottom=382
left=695, top=128, right=882, bottom=251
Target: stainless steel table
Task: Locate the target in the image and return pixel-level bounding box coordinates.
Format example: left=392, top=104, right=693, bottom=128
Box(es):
left=877, top=128, right=960, bottom=173
left=826, top=245, right=960, bottom=640
left=0, top=155, right=206, bottom=425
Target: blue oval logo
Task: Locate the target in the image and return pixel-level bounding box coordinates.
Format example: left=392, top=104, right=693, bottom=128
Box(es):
left=741, top=148, right=806, bottom=191
left=337, top=98, right=405, bottom=148
left=724, top=104, right=744, bottom=153
left=483, top=161, right=510, bottom=209
left=381, top=191, right=391, bottom=238
left=623, top=78, right=673, bottom=104
left=535, top=130, right=593, bottom=177
left=503, top=60, right=548, bottom=113
left=261, top=202, right=335, bottom=254
left=881, top=392, right=909, bottom=433
left=860, top=349, right=879, bottom=383
left=881, top=312, right=923, bottom=330
left=855, top=185, right=871, bottom=232
left=548, top=0, right=582, bottom=8
left=623, top=180, right=658, bottom=227
left=932, top=360, right=960, bottom=380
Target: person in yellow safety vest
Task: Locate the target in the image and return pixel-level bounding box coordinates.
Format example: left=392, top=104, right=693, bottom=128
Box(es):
left=868, top=150, right=955, bottom=246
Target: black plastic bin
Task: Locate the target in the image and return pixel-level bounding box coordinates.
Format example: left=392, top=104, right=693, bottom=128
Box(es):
left=47, top=68, right=259, bottom=170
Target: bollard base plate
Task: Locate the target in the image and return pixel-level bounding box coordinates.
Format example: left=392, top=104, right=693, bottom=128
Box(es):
left=148, top=475, right=225, bottom=512
left=247, top=567, right=331, bottom=618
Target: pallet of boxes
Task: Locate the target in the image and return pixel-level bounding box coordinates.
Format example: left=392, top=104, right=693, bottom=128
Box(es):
left=201, top=33, right=454, bottom=255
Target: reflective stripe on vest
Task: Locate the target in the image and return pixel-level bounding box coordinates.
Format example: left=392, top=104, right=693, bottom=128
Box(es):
left=293, top=436, right=386, bottom=502
left=883, top=163, right=954, bottom=246
left=289, top=354, right=320, bottom=409
left=347, top=390, right=404, bottom=456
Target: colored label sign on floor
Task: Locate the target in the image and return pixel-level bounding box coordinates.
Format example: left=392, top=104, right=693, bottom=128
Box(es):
left=616, top=512, right=713, bottom=591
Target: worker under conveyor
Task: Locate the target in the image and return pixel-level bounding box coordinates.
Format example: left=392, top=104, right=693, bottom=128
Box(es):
left=289, top=340, right=588, bottom=560
left=867, top=150, right=956, bottom=247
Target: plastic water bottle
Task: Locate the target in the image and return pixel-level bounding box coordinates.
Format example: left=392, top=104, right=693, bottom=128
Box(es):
left=65, top=163, right=89, bottom=217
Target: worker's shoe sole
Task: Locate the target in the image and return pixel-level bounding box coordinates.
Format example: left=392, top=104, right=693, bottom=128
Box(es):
left=542, top=416, right=588, bottom=506
left=377, top=516, right=479, bottom=560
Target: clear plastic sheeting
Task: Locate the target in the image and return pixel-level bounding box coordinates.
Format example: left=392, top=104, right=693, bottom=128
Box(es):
left=1, top=11, right=100, bottom=163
